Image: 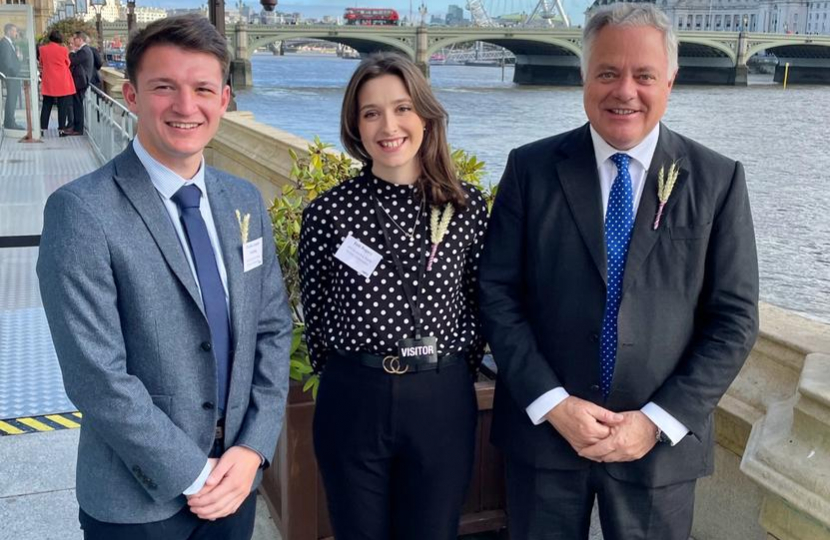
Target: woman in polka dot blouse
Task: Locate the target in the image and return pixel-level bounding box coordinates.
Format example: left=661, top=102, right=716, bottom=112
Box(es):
left=298, top=53, right=489, bottom=540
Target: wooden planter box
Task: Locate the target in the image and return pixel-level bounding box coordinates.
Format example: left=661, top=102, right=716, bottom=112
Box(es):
left=260, top=378, right=507, bottom=539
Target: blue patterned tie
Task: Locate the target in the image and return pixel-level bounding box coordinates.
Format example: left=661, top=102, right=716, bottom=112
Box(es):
left=172, top=185, right=231, bottom=413
left=600, top=153, right=634, bottom=398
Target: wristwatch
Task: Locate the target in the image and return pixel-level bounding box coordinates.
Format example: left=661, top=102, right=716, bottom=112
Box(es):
left=655, top=427, right=672, bottom=444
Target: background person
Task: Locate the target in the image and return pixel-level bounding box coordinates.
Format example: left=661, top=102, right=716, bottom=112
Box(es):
left=67, top=31, right=94, bottom=135
left=299, top=52, right=489, bottom=540
left=0, top=23, right=22, bottom=130
left=479, top=4, right=759, bottom=539
left=38, top=30, right=75, bottom=134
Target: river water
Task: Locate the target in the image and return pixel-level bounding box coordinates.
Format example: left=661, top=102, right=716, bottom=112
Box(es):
left=236, top=53, right=830, bottom=324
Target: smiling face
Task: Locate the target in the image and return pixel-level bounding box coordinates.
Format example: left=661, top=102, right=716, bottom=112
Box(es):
left=122, top=44, right=230, bottom=178
left=583, top=25, right=675, bottom=150
left=357, top=74, right=426, bottom=184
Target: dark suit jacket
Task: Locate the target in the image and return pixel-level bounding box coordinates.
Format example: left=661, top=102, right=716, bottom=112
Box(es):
left=69, top=44, right=94, bottom=92
left=0, top=37, right=20, bottom=77
left=478, top=123, right=759, bottom=488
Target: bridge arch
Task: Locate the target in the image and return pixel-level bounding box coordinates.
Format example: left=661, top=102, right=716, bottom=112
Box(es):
left=746, top=41, right=830, bottom=61
left=677, top=38, right=737, bottom=64
left=425, top=35, right=582, bottom=59
left=244, top=32, right=415, bottom=61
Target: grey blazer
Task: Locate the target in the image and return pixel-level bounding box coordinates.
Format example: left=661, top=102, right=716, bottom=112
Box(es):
left=37, top=143, right=293, bottom=524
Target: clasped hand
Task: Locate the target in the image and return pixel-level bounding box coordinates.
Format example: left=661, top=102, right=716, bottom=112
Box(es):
left=186, top=446, right=261, bottom=521
left=545, top=396, right=658, bottom=463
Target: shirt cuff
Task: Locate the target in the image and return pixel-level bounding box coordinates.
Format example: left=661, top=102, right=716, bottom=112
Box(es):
left=641, top=402, right=689, bottom=446
left=182, top=459, right=214, bottom=496
left=526, top=387, right=570, bottom=425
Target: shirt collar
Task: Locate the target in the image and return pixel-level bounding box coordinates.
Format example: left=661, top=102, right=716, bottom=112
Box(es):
left=133, top=135, right=207, bottom=201
left=589, top=123, right=661, bottom=172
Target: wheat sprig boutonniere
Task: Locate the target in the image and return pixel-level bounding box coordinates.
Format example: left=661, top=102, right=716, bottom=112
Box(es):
left=653, top=161, right=681, bottom=230
left=428, top=204, right=455, bottom=271
left=235, top=209, right=251, bottom=244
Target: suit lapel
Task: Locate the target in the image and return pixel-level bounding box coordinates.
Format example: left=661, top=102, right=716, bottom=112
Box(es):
left=112, top=145, right=204, bottom=314
left=557, top=126, right=607, bottom=284
left=204, top=171, right=246, bottom=360
left=622, top=125, right=689, bottom=294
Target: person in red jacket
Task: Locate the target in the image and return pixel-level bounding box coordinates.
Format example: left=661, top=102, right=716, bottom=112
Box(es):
left=39, top=30, right=76, bottom=134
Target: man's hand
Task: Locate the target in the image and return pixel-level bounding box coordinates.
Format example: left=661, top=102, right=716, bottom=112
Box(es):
left=546, top=396, right=625, bottom=453
left=187, top=446, right=261, bottom=520
left=578, top=411, right=658, bottom=463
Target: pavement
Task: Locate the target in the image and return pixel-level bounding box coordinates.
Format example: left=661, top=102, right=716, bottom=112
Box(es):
left=0, top=429, right=282, bottom=540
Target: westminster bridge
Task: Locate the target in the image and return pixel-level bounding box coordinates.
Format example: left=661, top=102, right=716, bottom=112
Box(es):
left=103, top=22, right=830, bottom=87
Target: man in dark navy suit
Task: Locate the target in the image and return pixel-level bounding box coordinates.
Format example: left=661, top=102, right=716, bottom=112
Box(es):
left=479, top=4, right=759, bottom=539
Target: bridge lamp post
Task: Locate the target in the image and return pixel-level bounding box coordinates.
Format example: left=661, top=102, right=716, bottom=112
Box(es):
left=127, top=0, right=136, bottom=38
left=90, top=0, right=106, bottom=52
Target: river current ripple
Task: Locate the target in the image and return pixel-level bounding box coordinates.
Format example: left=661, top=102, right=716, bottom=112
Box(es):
left=236, top=54, right=830, bottom=324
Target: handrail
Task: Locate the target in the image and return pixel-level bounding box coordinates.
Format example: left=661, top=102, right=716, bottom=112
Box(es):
left=0, top=72, right=6, bottom=150
left=84, top=84, right=137, bottom=164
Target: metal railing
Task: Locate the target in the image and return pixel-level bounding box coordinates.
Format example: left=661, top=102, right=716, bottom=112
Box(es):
left=85, top=84, right=136, bottom=164
left=0, top=72, right=6, bottom=150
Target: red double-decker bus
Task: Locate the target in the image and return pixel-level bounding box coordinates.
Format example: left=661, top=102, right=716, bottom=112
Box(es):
left=344, top=7, right=400, bottom=25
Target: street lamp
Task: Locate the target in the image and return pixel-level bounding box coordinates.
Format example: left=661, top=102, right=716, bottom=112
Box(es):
left=127, top=0, right=136, bottom=37
left=90, top=0, right=106, bottom=52
left=743, top=14, right=748, bottom=32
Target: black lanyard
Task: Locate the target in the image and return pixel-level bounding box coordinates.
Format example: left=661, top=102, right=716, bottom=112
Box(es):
left=371, top=191, right=428, bottom=340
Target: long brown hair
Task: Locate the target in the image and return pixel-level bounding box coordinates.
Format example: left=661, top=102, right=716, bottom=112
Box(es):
left=340, top=53, right=467, bottom=209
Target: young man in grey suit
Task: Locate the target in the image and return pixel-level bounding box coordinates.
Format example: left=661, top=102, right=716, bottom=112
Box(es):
left=479, top=4, right=759, bottom=539
left=38, top=14, right=292, bottom=540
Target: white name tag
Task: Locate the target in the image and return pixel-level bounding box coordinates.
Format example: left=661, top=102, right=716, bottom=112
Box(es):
left=243, top=237, right=263, bottom=272
left=334, top=234, right=382, bottom=279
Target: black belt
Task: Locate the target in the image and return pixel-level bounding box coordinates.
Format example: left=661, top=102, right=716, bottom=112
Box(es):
left=331, top=349, right=465, bottom=375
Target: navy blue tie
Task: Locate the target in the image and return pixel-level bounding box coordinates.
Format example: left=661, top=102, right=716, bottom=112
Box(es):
left=172, top=185, right=231, bottom=413
left=600, top=153, right=634, bottom=398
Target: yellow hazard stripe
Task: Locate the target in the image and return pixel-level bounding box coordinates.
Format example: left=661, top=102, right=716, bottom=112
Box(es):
left=0, top=420, right=24, bottom=435
left=73, top=412, right=82, bottom=418
left=45, top=414, right=81, bottom=429
left=17, top=417, right=55, bottom=432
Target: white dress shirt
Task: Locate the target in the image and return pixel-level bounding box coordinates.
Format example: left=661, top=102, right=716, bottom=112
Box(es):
left=525, top=124, right=690, bottom=446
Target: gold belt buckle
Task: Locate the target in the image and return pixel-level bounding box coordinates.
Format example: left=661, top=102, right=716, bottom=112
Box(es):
left=382, top=355, right=409, bottom=375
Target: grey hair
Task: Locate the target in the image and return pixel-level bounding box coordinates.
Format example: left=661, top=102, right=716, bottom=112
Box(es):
left=581, top=3, right=678, bottom=78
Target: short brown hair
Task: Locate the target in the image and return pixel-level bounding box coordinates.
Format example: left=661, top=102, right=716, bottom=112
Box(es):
left=341, top=53, right=467, bottom=209
left=125, top=14, right=230, bottom=84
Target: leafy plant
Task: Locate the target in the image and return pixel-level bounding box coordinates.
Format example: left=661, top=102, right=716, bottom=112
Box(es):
left=270, top=137, right=491, bottom=398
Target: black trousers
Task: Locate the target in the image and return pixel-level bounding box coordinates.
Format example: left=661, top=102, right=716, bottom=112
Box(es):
left=78, top=438, right=257, bottom=540
left=313, top=355, right=478, bottom=540
left=40, top=95, right=73, bottom=130
left=506, top=458, right=696, bottom=540
left=3, top=79, right=20, bottom=128
left=72, top=89, right=86, bottom=132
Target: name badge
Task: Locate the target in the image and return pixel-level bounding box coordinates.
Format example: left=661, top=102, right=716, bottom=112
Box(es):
left=396, top=336, right=439, bottom=366
left=334, top=234, right=382, bottom=279
left=243, top=237, right=263, bottom=272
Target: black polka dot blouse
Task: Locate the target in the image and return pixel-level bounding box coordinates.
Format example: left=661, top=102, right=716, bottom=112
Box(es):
left=299, top=170, right=489, bottom=373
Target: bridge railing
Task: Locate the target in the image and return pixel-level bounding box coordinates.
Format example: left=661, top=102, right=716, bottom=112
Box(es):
left=85, top=85, right=136, bottom=164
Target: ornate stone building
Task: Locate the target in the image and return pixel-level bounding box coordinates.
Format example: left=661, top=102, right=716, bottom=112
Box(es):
left=587, top=0, right=830, bottom=35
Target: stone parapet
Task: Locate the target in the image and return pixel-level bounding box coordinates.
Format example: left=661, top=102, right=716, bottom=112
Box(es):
left=696, top=304, right=830, bottom=540
left=205, top=111, right=315, bottom=204
left=100, top=67, right=127, bottom=104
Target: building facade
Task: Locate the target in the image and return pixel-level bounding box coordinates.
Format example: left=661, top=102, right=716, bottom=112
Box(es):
left=587, top=0, right=830, bottom=34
